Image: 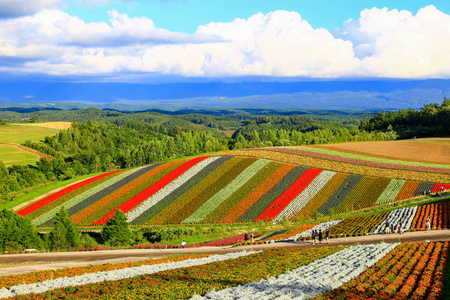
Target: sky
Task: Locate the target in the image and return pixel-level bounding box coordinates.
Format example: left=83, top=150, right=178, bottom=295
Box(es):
left=0, top=0, right=449, bottom=83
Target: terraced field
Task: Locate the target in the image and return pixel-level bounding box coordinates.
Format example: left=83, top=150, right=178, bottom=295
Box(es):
left=16, top=155, right=450, bottom=227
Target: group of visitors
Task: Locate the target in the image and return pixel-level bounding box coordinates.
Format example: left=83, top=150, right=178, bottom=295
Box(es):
left=244, top=232, right=254, bottom=242
left=311, top=229, right=330, bottom=245
left=384, top=220, right=405, bottom=234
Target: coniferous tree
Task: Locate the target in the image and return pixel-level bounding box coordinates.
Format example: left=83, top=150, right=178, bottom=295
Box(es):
left=49, top=206, right=79, bottom=250
left=101, top=210, right=131, bottom=247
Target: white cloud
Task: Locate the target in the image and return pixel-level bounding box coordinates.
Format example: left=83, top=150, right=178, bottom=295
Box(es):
left=0, top=6, right=449, bottom=79
left=0, top=0, right=64, bottom=18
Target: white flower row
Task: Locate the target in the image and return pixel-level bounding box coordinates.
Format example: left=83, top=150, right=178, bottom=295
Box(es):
left=273, top=171, right=336, bottom=222
left=191, top=242, right=399, bottom=300
left=126, top=157, right=222, bottom=222
left=375, top=179, right=406, bottom=205
left=373, top=206, right=418, bottom=234
left=32, top=167, right=146, bottom=226
left=0, top=250, right=261, bottom=299
left=295, top=220, right=343, bottom=239
left=182, top=159, right=271, bottom=224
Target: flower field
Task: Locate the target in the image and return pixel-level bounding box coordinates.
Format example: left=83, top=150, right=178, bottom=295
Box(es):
left=410, top=201, right=450, bottom=231
left=2, top=241, right=450, bottom=299
left=16, top=154, right=450, bottom=226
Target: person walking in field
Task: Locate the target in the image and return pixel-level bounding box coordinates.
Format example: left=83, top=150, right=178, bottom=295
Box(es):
left=318, top=229, right=323, bottom=243
left=311, top=230, right=316, bottom=245
left=181, top=240, right=186, bottom=248
left=244, top=233, right=248, bottom=242
left=250, top=232, right=254, bottom=242
left=325, top=229, right=330, bottom=244
left=426, top=216, right=431, bottom=231
left=385, top=221, right=390, bottom=234
left=398, top=222, right=402, bottom=234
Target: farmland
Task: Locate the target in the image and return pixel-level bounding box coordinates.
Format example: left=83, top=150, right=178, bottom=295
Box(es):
left=14, top=154, right=450, bottom=227
left=0, top=123, right=65, bottom=166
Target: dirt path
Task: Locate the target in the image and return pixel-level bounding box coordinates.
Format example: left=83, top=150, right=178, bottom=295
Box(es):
left=1, top=230, right=448, bottom=276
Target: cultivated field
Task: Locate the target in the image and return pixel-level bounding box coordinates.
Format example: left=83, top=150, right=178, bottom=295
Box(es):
left=16, top=122, right=72, bottom=130
left=312, top=138, right=450, bottom=165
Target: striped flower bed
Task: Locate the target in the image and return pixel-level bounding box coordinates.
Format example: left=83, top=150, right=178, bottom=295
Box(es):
left=394, top=181, right=420, bottom=201
left=274, top=170, right=335, bottom=222
left=182, top=159, right=270, bottom=224
left=71, top=161, right=181, bottom=225
left=161, top=157, right=252, bottom=224
left=317, top=174, right=363, bottom=216
left=373, top=206, right=418, bottom=234
left=203, top=162, right=282, bottom=224
left=255, top=168, right=321, bottom=222
left=237, top=166, right=307, bottom=222
left=329, top=212, right=390, bottom=237
left=432, top=183, right=450, bottom=193
left=16, top=171, right=120, bottom=217
left=219, top=163, right=295, bottom=223
left=133, top=156, right=230, bottom=225
left=34, top=168, right=142, bottom=227
left=410, top=201, right=450, bottom=231
left=294, top=173, right=348, bottom=221
left=296, top=220, right=343, bottom=238
left=334, top=177, right=378, bottom=214
left=126, top=156, right=217, bottom=223
left=414, top=182, right=436, bottom=196
left=375, top=179, right=406, bottom=205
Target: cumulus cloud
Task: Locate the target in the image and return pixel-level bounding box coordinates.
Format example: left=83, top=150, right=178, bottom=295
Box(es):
left=0, top=6, right=449, bottom=79
left=0, top=0, right=64, bottom=18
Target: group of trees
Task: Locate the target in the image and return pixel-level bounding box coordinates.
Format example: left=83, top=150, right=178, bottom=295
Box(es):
left=0, top=207, right=132, bottom=253
left=360, top=98, right=450, bottom=138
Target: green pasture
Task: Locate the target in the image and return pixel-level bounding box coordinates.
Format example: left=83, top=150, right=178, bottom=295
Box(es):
left=0, top=124, right=60, bottom=144
left=0, top=144, right=39, bottom=166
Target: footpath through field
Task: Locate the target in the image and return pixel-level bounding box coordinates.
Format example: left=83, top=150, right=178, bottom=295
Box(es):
left=1, top=229, right=449, bottom=276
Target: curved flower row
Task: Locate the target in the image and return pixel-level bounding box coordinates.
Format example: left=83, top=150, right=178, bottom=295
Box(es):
left=182, top=159, right=269, bottom=224
left=273, top=170, right=335, bottom=222
left=221, top=150, right=450, bottom=183
left=271, top=147, right=450, bottom=174
left=193, top=243, right=399, bottom=299
left=394, top=181, right=420, bottom=202
left=373, top=206, right=418, bottom=234
left=0, top=250, right=261, bottom=299
left=125, top=156, right=215, bottom=223
left=255, top=167, right=322, bottom=222
left=334, top=177, right=378, bottom=214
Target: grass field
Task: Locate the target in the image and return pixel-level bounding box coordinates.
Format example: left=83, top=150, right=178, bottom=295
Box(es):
left=0, top=124, right=61, bottom=144
left=0, top=123, right=65, bottom=166
left=312, top=138, right=450, bottom=165
left=0, top=144, right=39, bottom=165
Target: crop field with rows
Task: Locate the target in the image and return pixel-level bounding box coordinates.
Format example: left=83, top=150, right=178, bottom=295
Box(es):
left=15, top=154, right=450, bottom=226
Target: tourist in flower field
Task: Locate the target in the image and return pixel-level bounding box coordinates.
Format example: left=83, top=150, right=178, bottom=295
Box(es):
left=385, top=221, right=390, bottom=234
left=311, top=230, right=316, bottom=245
left=318, top=229, right=323, bottom=243
left=250, top=232, right=254, bottom=242
left=426, top=216, right=431, bottom=231
left=398, top=221, right=402, bottom=234
left=390, top=224, right=394, bottom=234
left=244, top=233, right=248, bottom=242
left=325, top=229, right=330, bottom=244
left=181, top=240, right=186, bottom=248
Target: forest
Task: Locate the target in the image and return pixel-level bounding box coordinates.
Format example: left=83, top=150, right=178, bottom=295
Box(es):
left=0, top=99, right=448, bottom=203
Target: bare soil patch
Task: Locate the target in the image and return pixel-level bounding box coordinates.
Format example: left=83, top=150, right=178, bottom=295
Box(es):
left=312, top=139, right=450, bottom=165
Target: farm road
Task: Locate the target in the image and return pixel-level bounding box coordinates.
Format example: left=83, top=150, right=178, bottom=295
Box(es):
left=1, top=230, right=449, bottom=276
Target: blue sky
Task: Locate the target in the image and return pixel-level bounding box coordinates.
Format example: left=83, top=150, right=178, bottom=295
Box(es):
left=0, top=0, right=449, bottom=83
left=63, top=0, right=450, bottom=34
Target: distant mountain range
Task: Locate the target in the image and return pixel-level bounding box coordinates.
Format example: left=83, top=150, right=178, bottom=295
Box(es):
left=0, top=79, right=449, bottom=111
